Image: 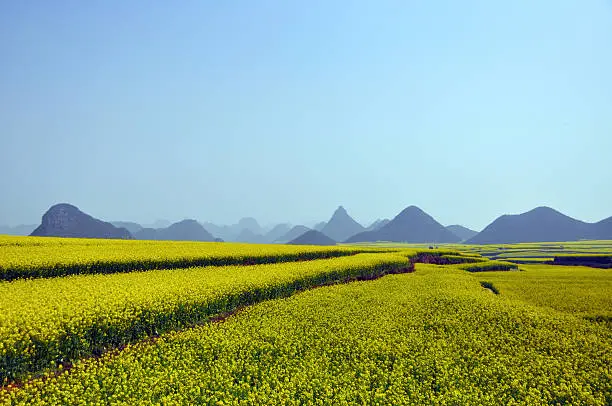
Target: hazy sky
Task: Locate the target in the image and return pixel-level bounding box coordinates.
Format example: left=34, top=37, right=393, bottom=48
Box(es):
left=1, top=1, right=611, bottom=230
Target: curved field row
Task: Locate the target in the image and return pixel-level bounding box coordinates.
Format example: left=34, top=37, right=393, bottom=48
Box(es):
left=0, top=253, right=410, bottom=384
left=457, top=260, right=518, bottom=272
left=0, top=236, right=391, bottom=281
left=476, top=264, right=612, bottom=321
left=4, top=265, right=609, bottom=405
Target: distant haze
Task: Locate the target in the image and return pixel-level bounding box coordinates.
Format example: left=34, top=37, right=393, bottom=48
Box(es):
left=1, top=1, right=610, bottom=230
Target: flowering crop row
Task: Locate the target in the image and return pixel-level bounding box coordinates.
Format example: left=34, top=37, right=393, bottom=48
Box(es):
left=477, top=264, right=612, bottom=321
left=0, top=236, right=389, bottom=281
left=458, top=260, right=518, bottom=272
left=4, top=265, right=609, bottom=405
left=0, top=253, right=410, bottom=384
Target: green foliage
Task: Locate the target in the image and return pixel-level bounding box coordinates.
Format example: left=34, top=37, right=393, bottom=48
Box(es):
left=440, top=254, right=487, bottom=264
left=458, top=260, right=518, bottom=272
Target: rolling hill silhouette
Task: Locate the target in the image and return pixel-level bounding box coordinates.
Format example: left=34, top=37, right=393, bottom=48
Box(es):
left=237, top=217, right=263, bottom=235
left=289, top=230, right=336, bottom=246
left=142, top=219, right=171, bottom=229
left=366, top=219, right=390, bottom=231
left=25, top=204, right=611, bottom=244
left=346, top=206, right=461, bottom=243
left=313, top=222, right=327, bottom=231
left=275, top=225, right=310, bottom=243
left=592, top=216, right=612, bottom=240
left=466, top=207, right=593, bottom=244
left=446, top=225, right=478, bottom=241
left=201, top=217, right=264, bottom=242
left=233, top=228, right=266, bottom=244
left=200, top=222, right=236, bottom=242
left=264, top=223, right=292, bottom=243
left=111, top=221, right=143, bottom=234
left=133, top=219, right=215, bottom=242
left=31, top=204, right=132, bottom=239
left=320, top=206, right=364, bottom=242
left=0, top=224, right=37, bottom=236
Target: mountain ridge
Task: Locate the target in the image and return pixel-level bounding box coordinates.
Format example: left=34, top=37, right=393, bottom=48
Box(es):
left=467, top=206, right=610, bottom=244
left=320, top=206, right=364, bottom=242
left=19, top=203, right=612, bottom=244
left=446, top=225, right=478, bottom=241
left=275, top=225, right=311, bottom=243
left=289, top=230, right=336, bottom=246
left=346, top=206, right=461, bottom=243
left=31, top=204, right=132, bottom=239
left=133, top=219, right=215, bottom=242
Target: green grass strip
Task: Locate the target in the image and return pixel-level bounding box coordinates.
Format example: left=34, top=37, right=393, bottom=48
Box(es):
left=458, top=260, right=518, bottom=272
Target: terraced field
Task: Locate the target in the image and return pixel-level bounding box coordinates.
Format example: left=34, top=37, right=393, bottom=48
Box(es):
left=0, top=253, right=412, bottom=383
left=364, top=240, right=612, bottom=267
left=448, top=240, right=612, bottom=266
left=0, top=236, right=610, bottom=404
left=0, top=236, right=391, bottom=280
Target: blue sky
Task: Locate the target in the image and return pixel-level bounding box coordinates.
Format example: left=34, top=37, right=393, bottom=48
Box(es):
left=1, top=0, right=611, bottom=230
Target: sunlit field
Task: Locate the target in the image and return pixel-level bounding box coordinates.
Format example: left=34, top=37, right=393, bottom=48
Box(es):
left=1, top=237, right=610, bottom=404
